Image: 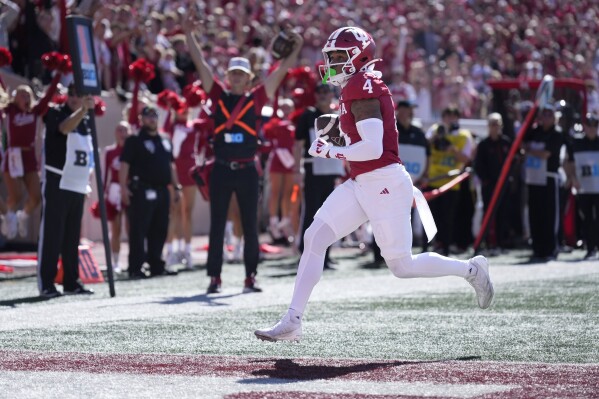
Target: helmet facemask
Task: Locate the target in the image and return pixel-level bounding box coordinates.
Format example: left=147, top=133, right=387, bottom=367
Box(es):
left=319, top=47, right=362, bottom=86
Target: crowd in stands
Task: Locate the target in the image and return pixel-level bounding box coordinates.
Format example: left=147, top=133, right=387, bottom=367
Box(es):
left=3, top=0, right=599, bottom=118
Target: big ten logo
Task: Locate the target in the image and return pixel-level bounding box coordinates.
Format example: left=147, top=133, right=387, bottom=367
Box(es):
left=581, top=163, right=599, bottom=177
left=440, top=156, right=456, bottom=167
left=525, top=156, right=542, bottom=169
left=224, top=133, right=244, bottom=143
left=404, top=162, right=421, bottom=175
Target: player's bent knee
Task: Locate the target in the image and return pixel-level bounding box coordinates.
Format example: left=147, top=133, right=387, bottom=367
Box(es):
left=303, top=219, right=336, bottom=254
left=387, top=255, right=419, bottom=278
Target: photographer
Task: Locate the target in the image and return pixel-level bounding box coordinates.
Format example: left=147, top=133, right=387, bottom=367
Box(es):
left=184, top=14, right=303, bottom=294
left=425, top=106, right=474, bottom=255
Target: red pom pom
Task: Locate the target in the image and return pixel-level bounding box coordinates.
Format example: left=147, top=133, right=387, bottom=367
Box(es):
left=182, top=82, right=206, bottom=108
left=58, top=54, right=72, bottom=73
left=90, top=200, right=117, bottom=221
left=128, top=59, right=155, bottom=83
left=0, top=47, right=12, bottom=67
left=157, top=89, right=180, bottom=109
left=41, top=51, right=62, bottom=71
left=94, top=97, right=106, bottom=116
left=90, top=201, right=101, bottom=219
left=52, top=94, right=68, bottom=104
left=173, top=98, right=188, bottom=114
left=41, top=52, right=72, bottom=73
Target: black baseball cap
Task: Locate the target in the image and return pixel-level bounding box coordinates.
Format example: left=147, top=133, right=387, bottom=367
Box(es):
left=141, top=105, right=159, bottom=117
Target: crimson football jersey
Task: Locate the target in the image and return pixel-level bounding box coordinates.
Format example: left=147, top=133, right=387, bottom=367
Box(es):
left=338, top=71, right=401, bottom=178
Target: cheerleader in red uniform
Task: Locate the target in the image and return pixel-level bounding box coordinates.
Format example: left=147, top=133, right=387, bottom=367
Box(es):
left=1, top=80, right=59, bottom=239
left=264, top=98, right=296, bottom=242
left=103, top=121, right=132, bottom=273
left=164, top=100, right=212, bottom=269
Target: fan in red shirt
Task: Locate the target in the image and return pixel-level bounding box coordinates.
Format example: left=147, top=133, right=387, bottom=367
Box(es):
left=255, top=26, right=495, bottom=342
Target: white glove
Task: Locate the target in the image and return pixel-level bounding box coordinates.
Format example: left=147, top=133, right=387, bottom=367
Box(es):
left=308, top=137, right=332, bottom=158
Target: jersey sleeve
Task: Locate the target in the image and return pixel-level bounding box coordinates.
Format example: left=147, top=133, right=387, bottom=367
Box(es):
left=342, top=72, right=390, bottom=102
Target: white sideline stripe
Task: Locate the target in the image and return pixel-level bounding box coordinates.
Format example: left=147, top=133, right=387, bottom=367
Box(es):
left=0, top=371, right=517, bottom=399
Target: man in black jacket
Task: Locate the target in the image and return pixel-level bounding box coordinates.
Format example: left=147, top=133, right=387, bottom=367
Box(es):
left=474, top=113, right=513, bottom=253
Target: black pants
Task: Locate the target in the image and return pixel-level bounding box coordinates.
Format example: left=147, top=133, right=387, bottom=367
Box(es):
left=578, top=193, right=599, bottom=252
left=38, top=172, right=85, bottom=292
left=528, top=178, right=559, bottom=258
left=453, top=179, right=475, bottom=249
left=207, top=164, right=259, bottom=278
left=127, top=185, right=170, bottom=275
left=427, top=189, right=459, bottom=255
left=299, top=168, right=337, bottom=265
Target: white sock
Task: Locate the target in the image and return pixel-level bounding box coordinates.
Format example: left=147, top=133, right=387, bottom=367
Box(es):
left=166, top=243, right=174, bottom=254
left=185, top=243, right=191, bottom=254
left=289, top=219, right=337, bottom=314
left=112, top=252, right=119, bottom=264
left=178, top=239, right=185, bottom=252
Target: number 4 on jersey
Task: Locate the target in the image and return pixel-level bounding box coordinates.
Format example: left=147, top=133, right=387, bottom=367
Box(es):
left=363, top=79, right=373, bottom=94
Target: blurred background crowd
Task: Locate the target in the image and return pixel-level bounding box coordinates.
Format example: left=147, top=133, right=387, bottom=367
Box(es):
left=3, top=0, right=599, bottom=119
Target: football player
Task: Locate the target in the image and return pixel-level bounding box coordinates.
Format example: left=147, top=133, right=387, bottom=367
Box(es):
left=255, top=27, right=494, bottom=342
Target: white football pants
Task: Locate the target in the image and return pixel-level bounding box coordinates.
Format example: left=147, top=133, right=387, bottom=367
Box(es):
left=289, top=163, right=470, bottom=315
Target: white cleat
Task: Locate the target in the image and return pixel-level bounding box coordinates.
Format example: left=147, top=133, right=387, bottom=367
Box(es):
left=466, top=255, right=494, bottom=309
left=255, top=311, right=303, bottom=342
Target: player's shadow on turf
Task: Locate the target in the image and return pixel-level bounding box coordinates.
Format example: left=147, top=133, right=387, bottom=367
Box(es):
left=240, top=357, right=480, bottom=382
left=156, top=293, right=243, bottom=306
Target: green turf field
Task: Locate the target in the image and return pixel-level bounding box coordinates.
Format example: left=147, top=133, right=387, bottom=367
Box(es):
left=1, top=248, right=597, bottom=364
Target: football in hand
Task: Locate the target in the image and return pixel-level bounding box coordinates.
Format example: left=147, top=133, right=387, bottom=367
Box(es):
left=314, top=114, right=345, bottom=146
